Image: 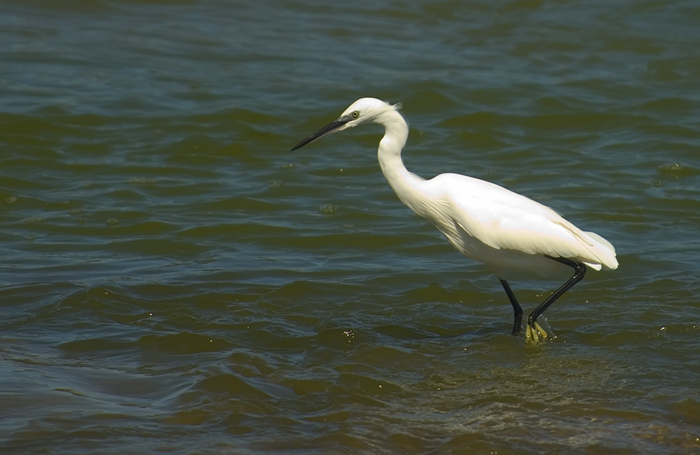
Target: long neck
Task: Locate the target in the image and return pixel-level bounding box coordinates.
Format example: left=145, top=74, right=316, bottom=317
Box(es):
left=375, top=110, right=431, bottom=216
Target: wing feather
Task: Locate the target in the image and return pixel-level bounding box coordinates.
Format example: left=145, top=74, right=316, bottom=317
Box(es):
left=426, top=173, right=617, bottom=270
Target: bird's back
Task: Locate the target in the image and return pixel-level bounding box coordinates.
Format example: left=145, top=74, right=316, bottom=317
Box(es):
left=414, top=173, right=618, bottom=274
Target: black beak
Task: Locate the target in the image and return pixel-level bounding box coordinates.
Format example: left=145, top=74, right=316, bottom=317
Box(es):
left=290, top=115, right=352, bottom=151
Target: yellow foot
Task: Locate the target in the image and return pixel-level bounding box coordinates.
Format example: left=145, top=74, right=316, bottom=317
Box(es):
left=525, top=321, right=550, bottom=342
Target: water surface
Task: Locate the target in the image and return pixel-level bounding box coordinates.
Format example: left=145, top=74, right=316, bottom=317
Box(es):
left=2, top=1, right=700, bottom=454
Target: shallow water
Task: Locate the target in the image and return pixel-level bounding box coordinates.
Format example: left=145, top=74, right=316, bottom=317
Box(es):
left=2, top=0, right=700, bottom=454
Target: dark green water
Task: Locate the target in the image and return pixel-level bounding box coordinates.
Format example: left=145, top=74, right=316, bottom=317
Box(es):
left=2, top=1, right=700, bottom=454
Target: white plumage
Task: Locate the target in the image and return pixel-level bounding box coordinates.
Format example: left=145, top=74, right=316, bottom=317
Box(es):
left=292, top=97, right=618, bottom=340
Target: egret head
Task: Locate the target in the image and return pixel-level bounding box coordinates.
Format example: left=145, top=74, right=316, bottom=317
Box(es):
left=290, top=98, right=400, bottom=151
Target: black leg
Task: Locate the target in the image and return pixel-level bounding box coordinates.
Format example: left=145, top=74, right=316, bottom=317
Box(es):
left=527, top=257, right=587, bottom=330
left=499, top=279, right=523, bottom=335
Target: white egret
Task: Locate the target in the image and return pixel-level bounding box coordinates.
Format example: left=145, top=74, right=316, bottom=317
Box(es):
left=291, top=98, right=618, bottom=340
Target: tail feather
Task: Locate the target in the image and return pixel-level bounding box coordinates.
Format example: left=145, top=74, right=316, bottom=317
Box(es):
left=582, top=230, right=618, bottom=270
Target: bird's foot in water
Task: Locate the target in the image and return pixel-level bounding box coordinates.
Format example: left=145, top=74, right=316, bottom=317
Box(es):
left=525, top=320, right=552, bottom=342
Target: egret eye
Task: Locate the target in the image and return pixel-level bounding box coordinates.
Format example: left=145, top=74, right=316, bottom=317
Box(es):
left=351, top=111, right=360, bottom=119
